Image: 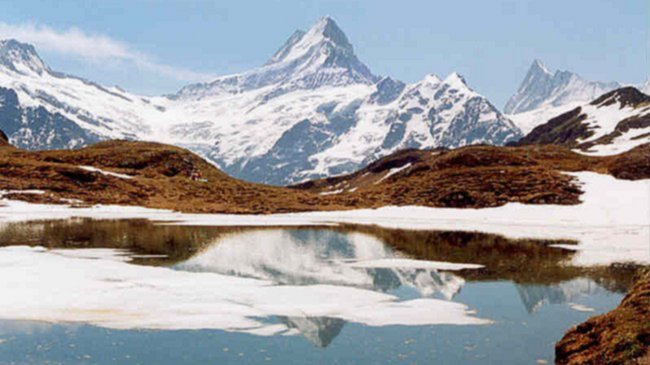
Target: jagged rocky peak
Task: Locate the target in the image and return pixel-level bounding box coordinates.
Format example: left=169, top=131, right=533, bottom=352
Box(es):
left=443, top=72, right=470, bottom=90
left=174, top=16, right=378, bottom=99
left=261, top=15, right=377, bottom=86
left=504, top=59, right=620, bottom=114
left=0, top=39, right=49, bottom=75
left=266, top=16, right=354, bottom=65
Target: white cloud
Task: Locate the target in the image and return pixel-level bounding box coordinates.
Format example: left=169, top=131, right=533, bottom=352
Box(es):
left=0, top=22, right=214, bottom=82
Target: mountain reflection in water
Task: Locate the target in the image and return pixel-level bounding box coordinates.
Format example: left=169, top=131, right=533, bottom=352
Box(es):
left=175, top=229, right=466, bottom=300
left=0, top=218, right=639, bottom=350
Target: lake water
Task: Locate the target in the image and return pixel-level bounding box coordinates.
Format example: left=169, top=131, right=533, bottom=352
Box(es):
left=0, top=219, right=635, bottom=364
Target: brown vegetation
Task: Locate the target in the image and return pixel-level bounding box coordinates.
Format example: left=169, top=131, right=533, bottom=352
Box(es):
left=0, top=133, right=648, bottom=213
left=294, top=143, right=650, bottom=208
left=556, top=270, right=650, bottom=365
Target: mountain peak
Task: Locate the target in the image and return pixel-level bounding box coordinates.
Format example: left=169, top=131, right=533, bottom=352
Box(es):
left=531, top=59, right=551, bottom=75
left=176, top=17, right=378, bottom=99
left=265, top=16, right=354, bottom=66
left=310, top=16, right=352, bottom=49
left=0, top=39, right=49, bottom=75
left=504, top=60, right=620, bottom=114
left=443, top=72, right=469, bottom=89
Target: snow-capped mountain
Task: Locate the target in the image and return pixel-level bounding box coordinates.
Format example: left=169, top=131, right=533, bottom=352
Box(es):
left=505, top=60, right=624, bottom=134
left=0, top=17, right=522, bottom=185
left=0, top=39, right=164, bottom=149
left=175, top=17, right=378, bottom=100
left=516, top=278, right=605, bottom=313
left=518, top=87, right=650, bottom=155
left=505, top=59, right=621, bottom=115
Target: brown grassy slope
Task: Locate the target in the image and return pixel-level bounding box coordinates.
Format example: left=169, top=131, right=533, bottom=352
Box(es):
left=0, top=136, right=648, bottom=213
left=555, top=270, right=650, bottom=365
left=0, top=140, right=348, bottom=213
left=293, top=144, right=649, bottom=208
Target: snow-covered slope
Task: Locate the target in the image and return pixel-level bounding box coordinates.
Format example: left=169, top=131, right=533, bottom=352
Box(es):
left=0, top=17, right=522, bottom=185
left=518, top=87, right=650, bottom=155
left=0, top=39, right=166, bottom=148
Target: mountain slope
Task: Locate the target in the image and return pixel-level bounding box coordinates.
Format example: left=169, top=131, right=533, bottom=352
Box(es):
left=505, top=60, right=625, bottom=135
left=293, top=143, right=650, bottom=208
left=0, top=17, right=522, bottom=185
left=213, top=72, right=522, bottom=184
left=517, top=87, right=650, bottom=155
left=0, top=39, right=165, bottom=148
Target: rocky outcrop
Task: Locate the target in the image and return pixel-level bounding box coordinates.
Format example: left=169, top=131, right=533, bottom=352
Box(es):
left=0, top=129, right=8, bottom=146
left=556, top=270, right=650, bottom=365
left=517, top=87, right=650, bottom=154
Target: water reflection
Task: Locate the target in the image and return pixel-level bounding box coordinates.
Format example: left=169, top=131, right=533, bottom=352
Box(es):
left=277, top=316, right=345, bottom=348
left=175, top=229, right=466, bottom=300
left=0, top=218, right=639, bottom=351
left=516, top=278, right=607, bottom=313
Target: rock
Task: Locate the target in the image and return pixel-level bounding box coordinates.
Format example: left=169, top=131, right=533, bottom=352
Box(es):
left=555, top=270, right=650, bottom=365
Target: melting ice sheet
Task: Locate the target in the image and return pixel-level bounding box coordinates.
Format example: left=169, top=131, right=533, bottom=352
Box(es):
left=0, top=230, right=490, bottom=335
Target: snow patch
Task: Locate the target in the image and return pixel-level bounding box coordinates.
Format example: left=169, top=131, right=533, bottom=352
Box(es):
left=0, top=246, right=491, bottom=332
left=79, top=166, right=133, bottom=180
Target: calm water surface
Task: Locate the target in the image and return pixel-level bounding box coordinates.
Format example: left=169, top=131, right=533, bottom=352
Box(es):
left=0, top=219, right=635, bottom=365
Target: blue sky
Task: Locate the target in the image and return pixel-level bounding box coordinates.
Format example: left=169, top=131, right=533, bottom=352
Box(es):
left=0, top=0, right=647, bottom=107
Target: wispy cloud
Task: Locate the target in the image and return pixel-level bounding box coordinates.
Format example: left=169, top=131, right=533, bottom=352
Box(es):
left=0, top=22, right=214, bottom=82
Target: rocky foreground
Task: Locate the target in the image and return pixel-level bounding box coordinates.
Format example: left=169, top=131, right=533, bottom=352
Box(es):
left=556, top=270, right=650, bottom=365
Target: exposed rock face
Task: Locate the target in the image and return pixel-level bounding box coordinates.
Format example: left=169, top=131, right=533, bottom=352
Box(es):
left=555, top=270, right=650, bottom=365
left=517, top=107, right=589, bottom=147
left=517, top=87, right=650, bottom=155
left=0, top=87, right=100, bottom=149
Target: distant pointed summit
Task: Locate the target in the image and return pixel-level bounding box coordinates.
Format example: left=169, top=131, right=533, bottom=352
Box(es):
left=264, top=16, right=358, bottom=67
left=531, top=59, right=551, bottom=75
left=176, top=16, right=378, bottom=99
left=504, top=59, right=620, bottom=114
left=0, top=39, right=49, bottom=75
left=443, top=72, right=469, bottom=89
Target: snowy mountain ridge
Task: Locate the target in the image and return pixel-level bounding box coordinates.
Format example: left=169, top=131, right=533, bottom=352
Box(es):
left=505, top=59, right=621, bottom=115
left=506, top=59, right=649, bottom=135
left=0, top=17, right=521, bottom=184
left=517, top=87, right=650, bottom=155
